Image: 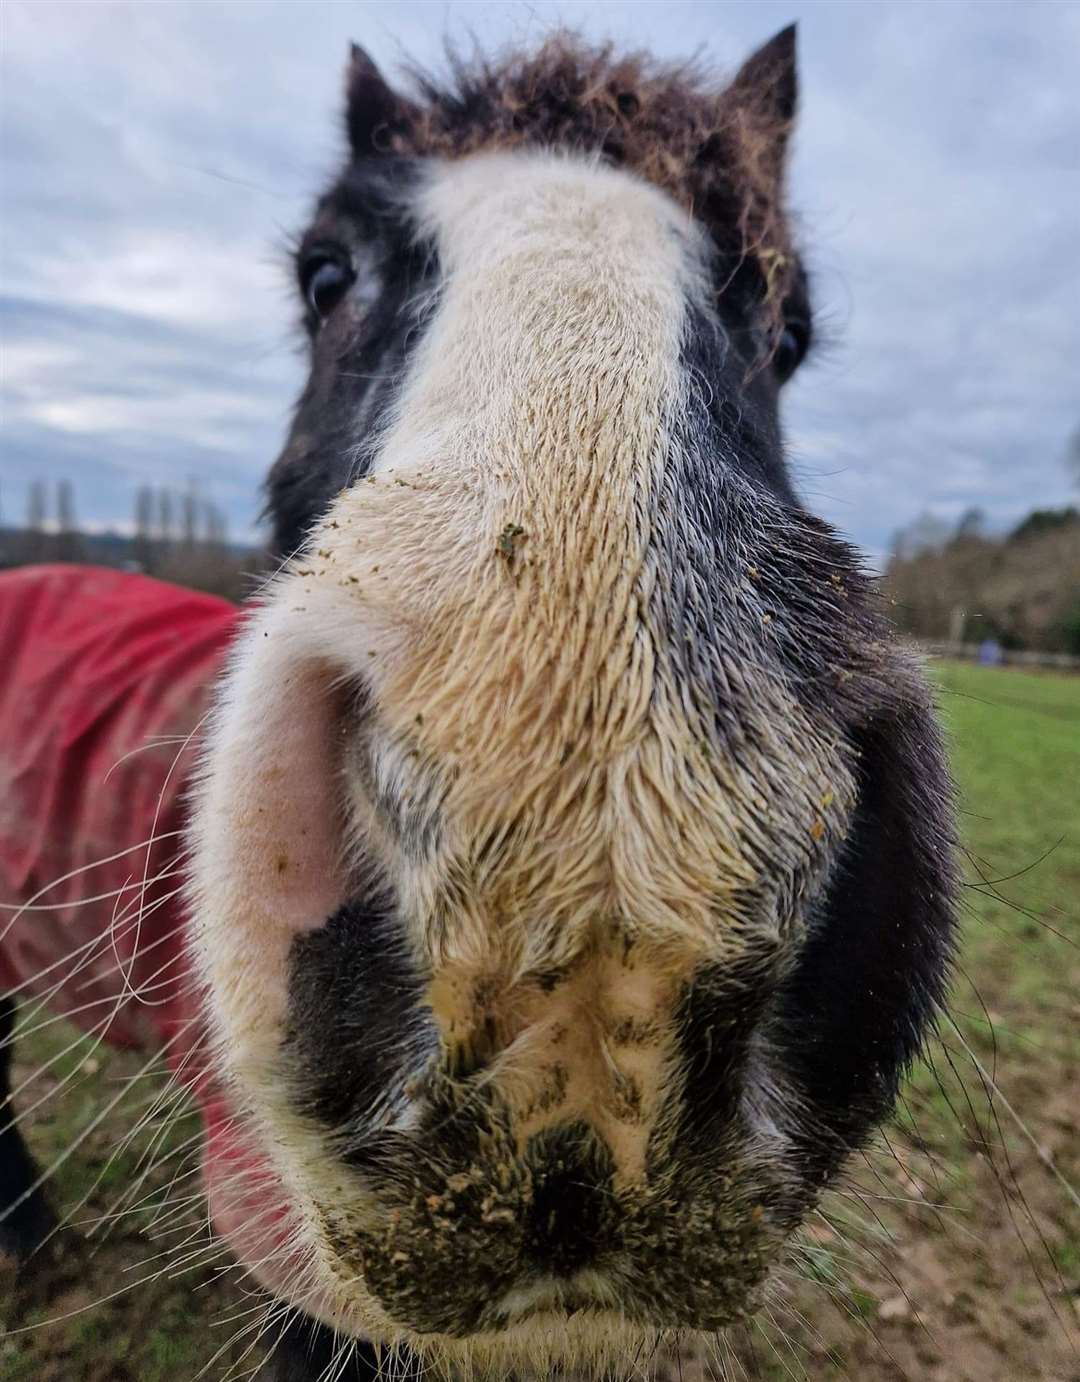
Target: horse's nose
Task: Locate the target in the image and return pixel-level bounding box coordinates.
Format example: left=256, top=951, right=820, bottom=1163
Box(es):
left=522, top=1125, right=612, bottom=1277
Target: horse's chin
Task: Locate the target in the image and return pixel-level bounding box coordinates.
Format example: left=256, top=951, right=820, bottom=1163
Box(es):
left=361, top=1310, right=679, bottom=1380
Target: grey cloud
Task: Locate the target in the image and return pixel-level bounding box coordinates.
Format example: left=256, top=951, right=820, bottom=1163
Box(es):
left=3, top=0, right=1077, bottom=556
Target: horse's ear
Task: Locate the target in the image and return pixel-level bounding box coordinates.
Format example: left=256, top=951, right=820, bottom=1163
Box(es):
left=726, top=25, right=798, bottom=170
left=731, top=25, right=798, bottom=124
left=345, top=44, right=419, bottom=156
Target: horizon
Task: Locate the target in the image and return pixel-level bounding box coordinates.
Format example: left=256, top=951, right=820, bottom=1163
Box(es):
left=3, top=1, right=1078, bottom=562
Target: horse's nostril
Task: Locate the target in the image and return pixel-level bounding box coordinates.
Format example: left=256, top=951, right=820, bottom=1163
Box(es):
left=523, top=1125, right=614, bottom=1276
left=526, top=1174, right=600, bottom=1276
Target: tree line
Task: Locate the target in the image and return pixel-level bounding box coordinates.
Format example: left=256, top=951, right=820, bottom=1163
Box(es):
left=0, top=480, right=261, bottom=603
left=882, top=505, right=1080, bottom=654
left=3, top=480, right=1078, bottom=646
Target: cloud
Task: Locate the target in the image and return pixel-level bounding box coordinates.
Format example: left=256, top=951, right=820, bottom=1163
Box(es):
left=3, top=0, right=1077, bottom=554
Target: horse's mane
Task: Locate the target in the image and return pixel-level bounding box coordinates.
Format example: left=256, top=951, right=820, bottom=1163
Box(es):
left=381, top=34, right=798, bottom=326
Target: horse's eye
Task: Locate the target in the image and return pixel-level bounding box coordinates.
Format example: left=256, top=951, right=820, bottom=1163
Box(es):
left=773, top=322, right=809, bottom=383
left=301, top=253, right=354, bottom=322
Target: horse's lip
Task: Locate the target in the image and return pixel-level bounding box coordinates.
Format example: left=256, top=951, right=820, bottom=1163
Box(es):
left=492, top=1272, right=615, bottom=1321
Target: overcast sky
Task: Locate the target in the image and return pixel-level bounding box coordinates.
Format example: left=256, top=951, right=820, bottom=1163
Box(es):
left=3, top=0, right=1078, bottom=559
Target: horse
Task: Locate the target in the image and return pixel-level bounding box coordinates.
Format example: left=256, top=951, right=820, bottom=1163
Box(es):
left=0, top=26, right=957, bottom=1380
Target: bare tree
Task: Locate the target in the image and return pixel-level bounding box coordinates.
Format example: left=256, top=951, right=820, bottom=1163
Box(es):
left=134, top=485, right=155, bottom=571
left=888, top=510, right=951, bottom=563
left=157, top=488, right=175, bottom=545
left=27, top=480, right=47, bottom=532
left=1066, top=423, right=1080, bottom=492
left=954, top=506, right=986, bottom=541
left=181, top=479, right=199, bottom=549
left=203, top=500, right=228, bottom=552
left=54, top=479, right=83, bottom=562
left=57, top=480, right=74, bottom=533
left=25, top=480, right=49, bottom=561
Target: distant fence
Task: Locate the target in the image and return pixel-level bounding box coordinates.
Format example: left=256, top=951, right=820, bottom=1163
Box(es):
left=921, top=641, right=1080, bottom=672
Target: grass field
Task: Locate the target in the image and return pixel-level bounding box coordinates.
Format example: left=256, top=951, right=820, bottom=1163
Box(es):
left=2, top=659, right=1078, bottom=1381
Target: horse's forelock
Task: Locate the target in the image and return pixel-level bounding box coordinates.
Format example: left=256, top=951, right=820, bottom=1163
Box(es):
left=347, top=31, right=800, bottom=337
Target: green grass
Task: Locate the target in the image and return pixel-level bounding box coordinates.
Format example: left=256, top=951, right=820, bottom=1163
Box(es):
left=902, top=662, right=1080, bottom=1153
left=938, top=660, right=1080, bottom=900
